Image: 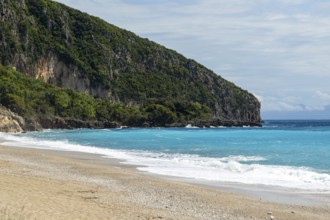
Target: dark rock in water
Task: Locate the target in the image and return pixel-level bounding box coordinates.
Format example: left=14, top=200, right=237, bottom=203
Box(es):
left=142, top=122, right=150, bottom=128
left=39, top=118, right=119, bottom=130
left=25, top=119, right=43, bottom=131
left=188, top=118, right=261, bottom=128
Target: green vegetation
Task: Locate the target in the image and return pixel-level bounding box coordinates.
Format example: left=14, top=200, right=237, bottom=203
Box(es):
left=0, top=66, right=212, bottom=127
left=0, top=0, right=261, bottom=128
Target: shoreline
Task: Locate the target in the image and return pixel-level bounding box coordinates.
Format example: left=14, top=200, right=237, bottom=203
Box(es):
left=1, top=143, right=329, bottom=219
left=2, top=134, right=330, bottom=206
left=188, top=179, right=330, bottom=206
left=152, top=173, right=330, bottom=207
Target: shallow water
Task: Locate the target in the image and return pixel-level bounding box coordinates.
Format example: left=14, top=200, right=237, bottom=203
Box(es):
left=1, top=120, right=330, bottom=192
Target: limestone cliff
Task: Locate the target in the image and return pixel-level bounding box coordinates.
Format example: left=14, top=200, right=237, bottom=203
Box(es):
left=0, top=0, right=261, bottom=126
left=0, top=106, right=24, bottom=132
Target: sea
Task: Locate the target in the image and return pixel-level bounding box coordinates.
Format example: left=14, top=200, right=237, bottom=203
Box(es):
left=1, top=120, right=330, bottom=192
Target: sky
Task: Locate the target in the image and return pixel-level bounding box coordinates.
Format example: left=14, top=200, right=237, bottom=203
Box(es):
left=54, top=0, right=330, bottom=119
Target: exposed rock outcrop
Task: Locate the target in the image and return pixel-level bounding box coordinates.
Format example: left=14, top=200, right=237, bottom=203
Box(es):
left=39, top=117, right=119, bottom=130
left=37, top=53, right=111, bottom=97
left=0, top=106, right=25, bottom=133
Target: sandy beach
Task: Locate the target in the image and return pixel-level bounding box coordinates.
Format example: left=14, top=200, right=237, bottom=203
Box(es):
left=0, top=143, right=329, bottom=220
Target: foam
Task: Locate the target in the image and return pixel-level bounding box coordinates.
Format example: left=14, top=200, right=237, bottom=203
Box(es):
left=0, top=132, right=126, bottom=158
left=1, top=132, right=330, bottom=192
left=185, top=124, right=199, bottom=128
left=119, top=152, right=330, bottom=191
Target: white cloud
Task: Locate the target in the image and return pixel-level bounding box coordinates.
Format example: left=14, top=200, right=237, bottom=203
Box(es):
left=262, top=101, right=304, bottom=112
left=316, top=91, right=330, bottom=101
left=262, top=100, right=325, bottom=112
left=279, top=0, right=310, bottom=5
left=253, top=94, right=263, bottom=102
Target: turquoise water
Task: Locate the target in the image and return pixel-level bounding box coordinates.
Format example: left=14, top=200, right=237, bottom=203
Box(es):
left=1, top=120, right=330, bottom=191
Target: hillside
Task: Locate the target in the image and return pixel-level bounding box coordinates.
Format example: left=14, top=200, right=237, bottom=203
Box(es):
left=0, top=0, right=261, bottom=130
left=0, top=66, right=218, bottom=130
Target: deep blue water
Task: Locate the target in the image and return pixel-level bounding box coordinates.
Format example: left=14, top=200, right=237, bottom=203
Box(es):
left=1, top=120, right=330, bottom=191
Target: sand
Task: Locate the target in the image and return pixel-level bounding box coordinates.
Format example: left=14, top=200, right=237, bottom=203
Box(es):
left=0, top=144, right=329, bottom=220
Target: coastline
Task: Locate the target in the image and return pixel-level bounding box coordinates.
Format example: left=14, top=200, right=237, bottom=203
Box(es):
left=1, top=142, right=329, bottom=219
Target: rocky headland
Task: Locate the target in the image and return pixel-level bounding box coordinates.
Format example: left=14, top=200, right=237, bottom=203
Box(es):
left=0, top=0, right=261, bottom=131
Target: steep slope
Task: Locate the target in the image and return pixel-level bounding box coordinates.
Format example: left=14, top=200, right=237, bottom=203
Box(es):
left=0, top=65, right=213, bottom=130
left=0, top=0, right=261, bottom=127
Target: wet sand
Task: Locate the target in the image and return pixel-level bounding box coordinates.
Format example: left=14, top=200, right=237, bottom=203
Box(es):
left=0, top=144, right=329, bottom=220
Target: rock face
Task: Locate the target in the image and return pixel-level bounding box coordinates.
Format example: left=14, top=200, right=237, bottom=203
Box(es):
left=33, top=53, right=109, bottom=98
left=0, top=0, right=261, bottom=126
left=0, top=107, right=25, bottom=133
left=39, top=117, right=118, bottom=130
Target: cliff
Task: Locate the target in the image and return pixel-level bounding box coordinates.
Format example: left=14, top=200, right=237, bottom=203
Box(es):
left=0, top=0, right=261, bottom=128
left=0, top=106, right=25, bottom=132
